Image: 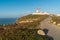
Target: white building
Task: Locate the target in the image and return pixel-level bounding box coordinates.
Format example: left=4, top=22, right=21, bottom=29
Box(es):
left=32, top=9, right=49, bottom=15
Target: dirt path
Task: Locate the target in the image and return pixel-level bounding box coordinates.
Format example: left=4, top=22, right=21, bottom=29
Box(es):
left=40, top=17, right=60, bottom=40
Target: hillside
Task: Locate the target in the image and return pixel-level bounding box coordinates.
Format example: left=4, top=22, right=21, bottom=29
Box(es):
left=16, top=14, right=49, bottom=29
left=0, top=14, right=51, bottom=40
left=50, top=16, right=60, bottom=26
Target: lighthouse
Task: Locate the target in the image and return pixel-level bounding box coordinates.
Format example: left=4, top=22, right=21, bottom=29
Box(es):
left=32, top=9, right=40, bottom=15
left=35, top=8, right=39, bottom=13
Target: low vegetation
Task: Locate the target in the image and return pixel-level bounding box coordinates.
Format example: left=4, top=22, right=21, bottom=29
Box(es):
left=16, top=14, right=49, bottom=28
left=0, top=14, right=50, bottom=40
left=51, top=16, right=60, bottom=26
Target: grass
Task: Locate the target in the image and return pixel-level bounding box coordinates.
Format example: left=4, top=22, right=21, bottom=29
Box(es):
left=16, top=14, right=49, bottom=29
left=0, top=14, right=50, bottom=40
left=51, top=16, right=60, bottom=26
left=1, top=29, right=50, bottom=40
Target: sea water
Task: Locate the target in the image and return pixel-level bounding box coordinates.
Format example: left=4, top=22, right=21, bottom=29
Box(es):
left=0, top=18, right=17, bottom=24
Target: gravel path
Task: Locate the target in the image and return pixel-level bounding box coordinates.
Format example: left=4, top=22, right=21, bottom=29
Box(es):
left=41, top=17, right=60, bottom=40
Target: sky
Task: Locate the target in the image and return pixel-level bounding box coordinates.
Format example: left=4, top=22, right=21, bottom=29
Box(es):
left=0, top=0, right=60, bottom=18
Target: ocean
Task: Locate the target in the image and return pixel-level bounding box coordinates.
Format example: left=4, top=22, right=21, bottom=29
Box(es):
left=0, top=18, right=17, bottom=24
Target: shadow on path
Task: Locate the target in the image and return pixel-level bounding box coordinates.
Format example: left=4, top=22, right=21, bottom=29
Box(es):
left=43, top=28, right=54, bottom=40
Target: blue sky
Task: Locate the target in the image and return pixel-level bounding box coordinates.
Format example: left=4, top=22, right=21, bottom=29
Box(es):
left=0, top=0, right=60, bottom=18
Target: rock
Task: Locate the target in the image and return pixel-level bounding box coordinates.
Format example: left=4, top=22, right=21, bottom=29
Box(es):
left=37, top=30, right=45, bottom=35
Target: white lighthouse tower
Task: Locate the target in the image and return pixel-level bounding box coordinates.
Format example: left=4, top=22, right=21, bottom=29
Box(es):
left=32, top=8, right=40, bottom=15
left=35, top=8, right=39, bottom=13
